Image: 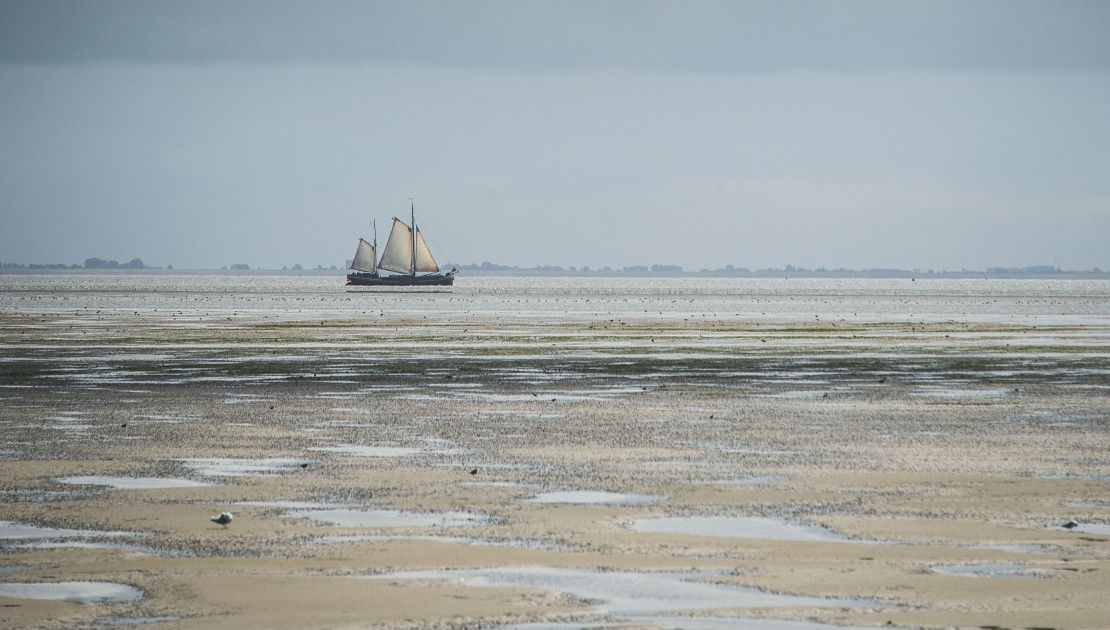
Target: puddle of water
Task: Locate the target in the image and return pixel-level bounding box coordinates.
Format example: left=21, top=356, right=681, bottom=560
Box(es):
left=704, top=476, right=780, bottom=487
left=0, top=520, right=138, bottom=540
left=0, top=581, right=143, bottom=603
left=442, top=390, right=637, bottom=403
left=972, top=543, right=1057, bottom=554
left=641, top=617, right=884, bottom=630
left=1071, top=499, right=1110, bottom=508
left=133, top=415, right=195, bottom=424
left=528, top=491, right=665, bottom=505
left=910, top=387, right=1011, bottom=399
left=310, top=443, right=476, bottom=458
left=314, top=533, right=562, bottom=550
left=717, top=447, right=803, bottom=457
left=93, top=616, right=181, bottom=626
left=1032, top=472, right=1110, bottom=481
left=309, top=445, right=422, bottom=458
left=13, top=541, right=173, bottom=556
left=56, top=476, right=210, bottom=490
left=180, top=457, right=312, bottom=477
left=513, top=618, right=892, bottom=630
left=1064, top=523, right=1110, bottom=535
left=240, top=500, right=350, bottom=510
left=628, top=517, right=849, bottom=542
left=931, top=562, right=1049, bottom=578
left=297, top=508, right=489, bottom=528
left=0, top=489, right=97, bottom=502
left=246, top=502, right=491, bottom=528
left=371, top=566, right=876, bottom=616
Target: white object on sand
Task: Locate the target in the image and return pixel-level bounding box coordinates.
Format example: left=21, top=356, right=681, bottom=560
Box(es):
left=211, top=512, right=233, bottom=527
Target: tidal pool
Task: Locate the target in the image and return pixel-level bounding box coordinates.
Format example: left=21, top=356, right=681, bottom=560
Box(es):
left=506, top=618, right=885, bottom=630
left=56, top=476, right=210, bottom=490
left=0, top=581, right=143, bottom=603
left=246, top=501, right=491, bottom=528
left=180, top=457, right=312, bottom=477
left=705, top=476, right=781, bottom=486
left=314, top=533, right=562, bottom=550
left=1069, top=523, right=1110, bottom=535
left=528, top=491, right=665, bottom=505
left=0, top=520, right=139, bottom=541
left=931, top=562, right=1050, bottom=578
left=371, top=566, right=877, bottom=617
left=628, top=517, right=849, bottom=542
left=92, top=616, right=181, bottom=626
left=308, top=445, right=423, bottom=457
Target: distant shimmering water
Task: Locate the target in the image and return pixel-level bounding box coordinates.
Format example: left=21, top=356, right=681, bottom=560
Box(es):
left=2, top=272, right=1108, bottom=325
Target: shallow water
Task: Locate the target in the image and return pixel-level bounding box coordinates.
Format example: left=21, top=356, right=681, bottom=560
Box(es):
left=0, top=520, right=138, bottom=541
left=463, top=480, right=538, bottom=489
left=504, top=618, right=886, bottom=630
left=92, top=616, right=182, bottom=627
left=371, top=566, right=878, bottom=617
left=628, top=517, right=850, bottom=542
left=4, top=275, right=1109, bottom=327
left=56, top=476, right=210, bottom=490
left=528, top=490, right=665, bottom=505
left=1070, top=523, right=1110, bottom=535
left=245, top=502, right=491, bottom=528
left=931, top=562, right=1049, bottom=578
left=180, top=457, right=312, bottom=477
left=308, top=445, right=423, bottom=458
left=0, top=488, right=96, bottom=502
left=298, top=508, right=490, bottom=528
left=314, top=533, right=563, bottom=550
left=1, top=273, right=1107, bottom=626
left=0, top=581, right=143, bottom=603
left=703, top=475, right=781, bottom=486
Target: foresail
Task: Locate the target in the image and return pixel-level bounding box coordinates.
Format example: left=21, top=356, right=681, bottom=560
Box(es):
left=378, top=218, right=414, bottom=274
left=414, top=228, right=439, bottom=272
left=350, top=238, right=377, bottom=272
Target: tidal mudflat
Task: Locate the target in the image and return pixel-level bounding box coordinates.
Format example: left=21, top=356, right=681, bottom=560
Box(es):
left=0, top=274, right=1108, bottom=628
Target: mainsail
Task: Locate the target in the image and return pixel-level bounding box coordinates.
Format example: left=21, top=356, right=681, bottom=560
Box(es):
left=414, top=228, right=439, bottom=272
left=350, top=238, right=376, bottom=273
left=378, top=218, right=414, bottom=274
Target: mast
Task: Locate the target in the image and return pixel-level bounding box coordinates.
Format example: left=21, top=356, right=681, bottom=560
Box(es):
left=409, top=198, right=416, bottom=276
left=372, top=219, right=377, bottom=270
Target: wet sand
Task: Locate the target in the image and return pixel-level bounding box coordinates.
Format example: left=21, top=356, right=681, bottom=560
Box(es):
left=1, top=277, right=1108, bottom=628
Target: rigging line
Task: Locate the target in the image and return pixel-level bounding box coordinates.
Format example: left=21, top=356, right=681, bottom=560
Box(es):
left=411, top=209, right=454, bottom=267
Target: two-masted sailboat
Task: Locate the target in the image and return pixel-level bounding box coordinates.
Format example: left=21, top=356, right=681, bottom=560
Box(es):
left=346, top=202, right=457, bottom=287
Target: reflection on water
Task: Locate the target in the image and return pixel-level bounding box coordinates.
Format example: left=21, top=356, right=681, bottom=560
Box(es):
left=56, top=476, right=210, bottom=490
left=2, top=274, right=1108, bottom=326
left=0, top=581, right=143, bottom=603
left=628, top=517, right=851, bottom=542
left=528, top=490, right=665, bottom=505
left=371, top=566, right=879, bottom=617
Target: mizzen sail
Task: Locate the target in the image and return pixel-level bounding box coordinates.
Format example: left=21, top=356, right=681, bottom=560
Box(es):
left=378, top=218, right=414, bottom=274
left=350, top=238, right=377, bottom=273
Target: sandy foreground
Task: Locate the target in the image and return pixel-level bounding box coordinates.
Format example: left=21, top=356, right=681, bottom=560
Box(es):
left=0, top=282, right=1108, bottom=629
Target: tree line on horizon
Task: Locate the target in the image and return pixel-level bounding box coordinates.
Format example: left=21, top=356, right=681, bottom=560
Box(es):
left=1, top=259, right=1107, bottom=278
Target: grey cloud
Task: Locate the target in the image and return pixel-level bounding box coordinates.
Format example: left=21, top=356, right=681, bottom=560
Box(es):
left=2, top=0, right=1109, bottom=72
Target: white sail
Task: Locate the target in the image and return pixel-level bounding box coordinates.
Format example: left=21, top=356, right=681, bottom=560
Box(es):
left=414, top=228, right=439, bottom=272
left=378, top=218, right=414, bottom=274
left=350, top=238, right=377, bottom=272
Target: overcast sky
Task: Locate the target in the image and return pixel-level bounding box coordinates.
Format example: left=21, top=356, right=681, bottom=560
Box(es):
left=2, top=0, right=1108, bottom=270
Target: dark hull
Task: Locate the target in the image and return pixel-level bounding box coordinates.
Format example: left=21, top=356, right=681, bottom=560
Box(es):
left=346, top=271, right=455, bottom=287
